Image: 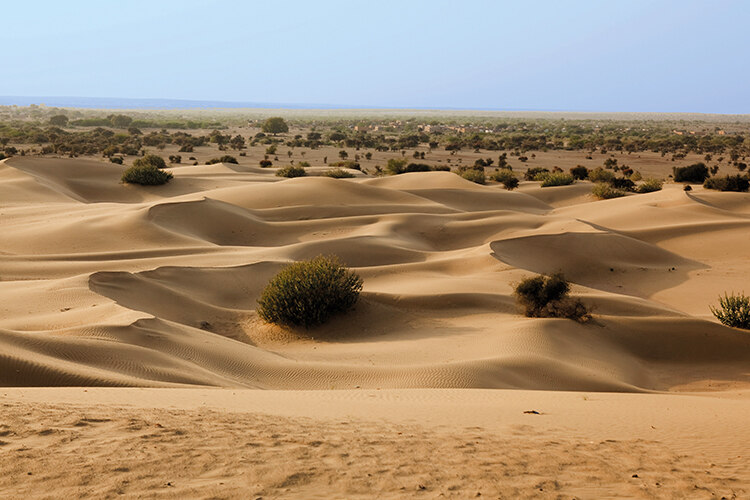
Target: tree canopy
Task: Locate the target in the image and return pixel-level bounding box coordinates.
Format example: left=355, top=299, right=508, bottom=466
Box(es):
left=262, top=117, right=289, bottom=135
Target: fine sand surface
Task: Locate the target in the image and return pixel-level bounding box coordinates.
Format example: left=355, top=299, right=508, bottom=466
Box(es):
left=1, top=156, right=749, bottom=497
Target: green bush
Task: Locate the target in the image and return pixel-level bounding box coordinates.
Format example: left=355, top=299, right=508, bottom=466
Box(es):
left=524, top=167, right=549, bottom=181
left=592, top=183, right=626, bottom=199
left=514, top=273, right=590, bottom=322
left=673, top=162, right=709, bottom=183
left=121, top=165, right=173, bottom=185
left=540, top=172, right=575, bottom=187
left=206, top=155, right=239, bottom=165
left=460, top=168, right=486, bottom=184
left=276, top=165, right=306, bottom=178
left=385, top=158, right=408, bottom=175
left=257, top=255, right=363, bottom=328
left=404, top=163, right=432, bottom=172
left=502, top=177, right=519, bottom=190
left=636, top=178, right=664, bottom=193
left=588, top=167, right=615, bottom=183
left=610, top=177, right=636, bottom=191
left=259, top=160, right=273, bottom=168
left=703, top=174, right=749, bottom=192
left=324, top=168, right=355, bottom=178
left=569, top=165, right=589, bottom=180
left=710, top=292, right=750, bottom=329
left=109, top=156, right=124, bottom=165
left=133, top=154, right=166, bottom=170
left=491, top=168, right=516, bottom=184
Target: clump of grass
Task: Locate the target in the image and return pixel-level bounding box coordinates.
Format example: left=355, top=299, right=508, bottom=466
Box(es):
left=276, top=165, right=306, bottom=178
left=704, top=175, right=749, bottom=192
left=592, top=183, right=626, bottom=199
left=710, top=292, right=750, bottom=329
left=636, top=178, right=664, bottom=193
left=540, top=172, right=575, bottom=187
left=514, top=273, right=590, bottom=322
left=257, top=255, right=363, bottom=328
left=121, top=164, right=173, bottom=185
left=324, top=167, right=355, bottom=178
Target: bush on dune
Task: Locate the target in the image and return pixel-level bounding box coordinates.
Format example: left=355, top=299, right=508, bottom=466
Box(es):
left=704, top=174, right=749, bottom=192
left=121, top=164, right=173, bottom=185
left=257, top=255, right=363, bottom=328
left=206, top=155, right=239, bottom=165
left=711, top=292, right=750, bottom=329
left=276, top=165, right=306, bottom=178
left=514, top=273, right=590, bottom=323
left=636, top=178, right=663, bottom=193
left=591, top=183, right=626, bottom=199
left=459, top=167, right=486, bottom=184
left=524, top=167, right=549, bottom=181
left=133, top=154, right=167, bottom=170
left=324, top=167, right=355, bottom=178
left=540, top=172, right=575, bottom=187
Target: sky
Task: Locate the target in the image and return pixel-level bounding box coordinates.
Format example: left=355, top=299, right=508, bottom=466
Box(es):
left=2, top=0, right=749, bottom=113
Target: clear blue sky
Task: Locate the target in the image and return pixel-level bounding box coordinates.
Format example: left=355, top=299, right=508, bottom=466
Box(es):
left=3, top=0, right=749, bottom=113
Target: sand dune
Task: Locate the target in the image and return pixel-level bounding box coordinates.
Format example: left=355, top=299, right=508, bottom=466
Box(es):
left=1, top=156, right=749, bottom=393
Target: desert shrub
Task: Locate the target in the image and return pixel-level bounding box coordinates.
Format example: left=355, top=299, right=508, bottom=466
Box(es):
left=257, top=255, right=363, bottom=328
left=502, top=177, right=519, bottom=190
left=592, top=183, right=626, bottom=199
left=636, top=178, right=664, bottom=193
left=569, top=165, right=589, bottom=180
left=431, top=165, right=451, bottom=172
left=179, top=144, right=194, bottom=153
left=514, top=273, right=590, bottom=322
left=460, top=168, right=486, bottom=184
left=168, top=155, right=182, bottom=164
left=385, top=158, right=408, bottom=175
left=276, top=165, right=306, bottom=178
left=121, top=165, right=173, bottom=185
left=109, top=156, right=124, bottom=165
left=491, top=168, right=516, bottom=184
left=710, top=292, right=750, bottom=329
left=133, top=154, right=166, bottom=170
left=324, top=168, right=355, bottom=178
left=630, top=170, right=642, bottom=182
left=330, top=160, right=361, bottom=170
left=673, top=162, right=709, bottom=183
left=261, top=117, right=289, bottom=135
left=610, top=177, right=636, bottom=191
left=524, top=167, right=549, bottom=181
left=588, top=167, right=615, bottom=183
left=0, top=153, right=6, bottom=161
left=404, top=163, right=431, bottom=172
left=540, top=172, right=575, bottom=187
left=206, top=155, right=238, bottom=165
left=684, top=185, right=692, bottom=191
left=703, top=174, right=749, bottom=192
left=49, top=115, right=69, bottom=126
left=259, top=160, right=273, bottom=168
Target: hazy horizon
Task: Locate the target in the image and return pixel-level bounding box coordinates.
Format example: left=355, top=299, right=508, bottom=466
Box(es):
left=3, top=0, right=750, bottom=113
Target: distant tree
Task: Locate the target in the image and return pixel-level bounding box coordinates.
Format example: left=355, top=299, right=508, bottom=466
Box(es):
left=229, top=134, right=246, bottom=150
left=49, top=115, right=68, bottom=127
left=338, top=150, right=348, bottom=160
left=108, top=114, right=133, bottom=128
left=261, top=117, right=289, bottom=135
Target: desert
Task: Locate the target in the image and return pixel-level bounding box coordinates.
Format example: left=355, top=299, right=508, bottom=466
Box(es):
left=0, top=107, right=749, bottom=498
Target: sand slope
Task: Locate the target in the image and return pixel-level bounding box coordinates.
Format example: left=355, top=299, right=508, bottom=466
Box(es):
left=1, top=157, right=749, bottom=392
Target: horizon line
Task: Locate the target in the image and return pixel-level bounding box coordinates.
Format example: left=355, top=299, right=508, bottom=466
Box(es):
left=1, top=95, right=749, bottom=117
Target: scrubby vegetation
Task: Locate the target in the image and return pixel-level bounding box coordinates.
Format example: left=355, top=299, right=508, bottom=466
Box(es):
left=459, top=167, right=486, bottom=184
left=524, top=167, right=549, bottom=181
left=569, top=165, right=589, bottom=180
left=710, top=292, right=750, bottom=329
left=133, top=154, right=167, bottom=170
left=636, top=178, right=664, bottom=193
left=588, top=167, right=615, bottom=183
left=324, top=167, right=355, bottom=178
left=121, top=164, right=173, bottom=185
left=673, top=163, right=710, bottom=183
left=261, top=117, right=289, bottom=135
left=276, top=165, right=306, bottom=178
left=514, top=273, right=590, bottom=322
left=540, top=172, right=575, bottom=187
left=592, top=183, right=627, bottom=199
left=703, top=174, right=749, bottom=192
left=491, top=168, right=519, bottom=189
left=257, top=255, right=363, bottom=328
left=206, top=155, right=239, bottom=165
